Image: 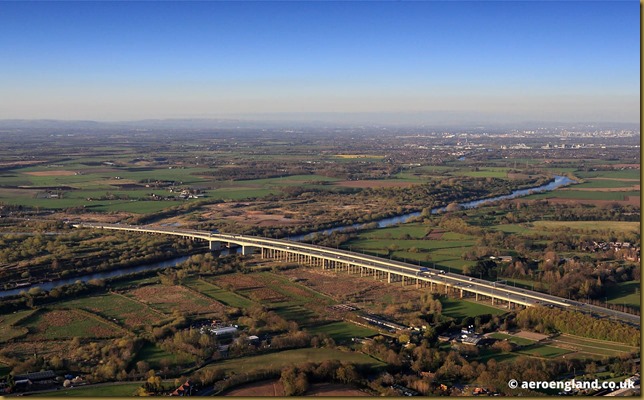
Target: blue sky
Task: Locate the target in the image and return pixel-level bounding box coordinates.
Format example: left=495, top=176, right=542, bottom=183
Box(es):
left=0, top=1, right=639, bottom=123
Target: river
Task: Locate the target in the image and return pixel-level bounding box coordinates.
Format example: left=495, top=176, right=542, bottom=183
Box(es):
left=292, top=175, right=574, bottom=239
left=0, top=256, right=191, bottom=298
left=0, top=175, right=573, bottom=298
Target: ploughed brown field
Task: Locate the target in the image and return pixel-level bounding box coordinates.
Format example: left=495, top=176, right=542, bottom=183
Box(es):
left=246, top=287, right=288, bottom=303
left=49, top=211, right=133, bottom=223
left=279, top=267, right=420, bottom=306
left=215, top=274, right=264, bottom=291
left=128, top=285, right=227, bottom=315
left=24, top=170, right=77, bottom=176
left=425, top=229, right=446, bottom=240
left=2, top=340, right=80, bottom=359
left=201, top=203, right=306, bottom=227
left=513, top=330, right=548, bottom=341
left=227, top=210, right=305, bottom=227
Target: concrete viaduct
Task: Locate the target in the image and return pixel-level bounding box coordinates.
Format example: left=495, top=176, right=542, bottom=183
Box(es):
left=73, top=223, right=640, bottom=325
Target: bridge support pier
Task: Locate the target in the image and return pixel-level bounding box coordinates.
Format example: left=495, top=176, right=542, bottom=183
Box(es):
left=242, top=245, right=257, bottom=256
left=209, top=241, right=221, bottom=251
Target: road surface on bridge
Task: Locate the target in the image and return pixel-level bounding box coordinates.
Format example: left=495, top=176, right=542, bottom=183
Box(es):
left=73, top=223, right=640, bottom=326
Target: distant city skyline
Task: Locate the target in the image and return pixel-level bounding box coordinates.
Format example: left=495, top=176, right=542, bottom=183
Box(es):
left=0, top=1, right=639, bottom=124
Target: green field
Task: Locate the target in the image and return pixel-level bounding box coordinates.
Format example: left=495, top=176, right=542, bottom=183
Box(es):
left=0, top=194, right=189, bottom=214
left=359, top=223, right=429, bottom=239
left=21, top=309, right=125, bottom=339
left=532, top=221, right=640, bottom=234
left=205, top=188, right=276, bottom=201
left=109, top=275, right=160, bottom=289
left=573, top=179, right=639, bottom=189
left=575, top=170, right=640, bottom=180
left=200, top=347, right=385, bottom=375
left=488, top=332, right=535, bottom=346
left=53, top=293, right=166, bottom=329
left=525, top=190, right=639, bottom=201
left=133, top=342, right=195, bottom=369
left=605, top=281, right=641, bottom=309
left=350, top=238, right=475, bottom=267
left=394, top=171, right=436, bottom=182
left=471, top=350, right=519, bottom=364
left=486, top=327, right=637, bottom=362
left=440, top=298, right=506, bottom=319
left=0, top=167, right=345, bottom=212
left=492, top=223, right=539, bottom=234
left=94, top=201, right=185, bottom=214
left=184, top=278, right=254, bottom=308
left=38, top=382, right=143, bottom=397
left=346, top=222, right=477, bottom=273
left=516, top=343, right=573, bottom=358
left=414, top=165, right=457, bottom=173
left=272, top=304, right=318, bottom=325
left=255, top=272, right=335, bottom=304
left=406, top=166, right=515, bottom=179
left=450, top=168, right=512, bottom=179
left=307, top=321, right=378, bottom=342
left=350, top=237, right=475, bottom=252
left=551, top=334, right=640, bottom=357
left=501, top=277, right=547, bottom=291
left=0, top=309, right=34, bottom=342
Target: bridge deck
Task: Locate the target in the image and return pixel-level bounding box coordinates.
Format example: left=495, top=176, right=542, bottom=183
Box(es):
left=73, top=223, right=640, bottom=325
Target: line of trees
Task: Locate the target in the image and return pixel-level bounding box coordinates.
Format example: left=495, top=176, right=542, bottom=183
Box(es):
left=516, top=306, right=639, bottom=346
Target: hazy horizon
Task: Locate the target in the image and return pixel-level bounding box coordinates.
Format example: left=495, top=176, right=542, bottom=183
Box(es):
left=1, top=1, right=639, bottom=124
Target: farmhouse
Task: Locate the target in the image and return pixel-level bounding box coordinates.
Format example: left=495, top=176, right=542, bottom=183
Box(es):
left=200, top=325, right=238, bottom=336
left=438, top=334, right=453, bottom=342
left=14, top=370, right=57, bottom=383
left=459, top=333, right=484, bottom=346
left=490, top=255, right=513, bottom=263
left=170, top=380, right=193, bottom=396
